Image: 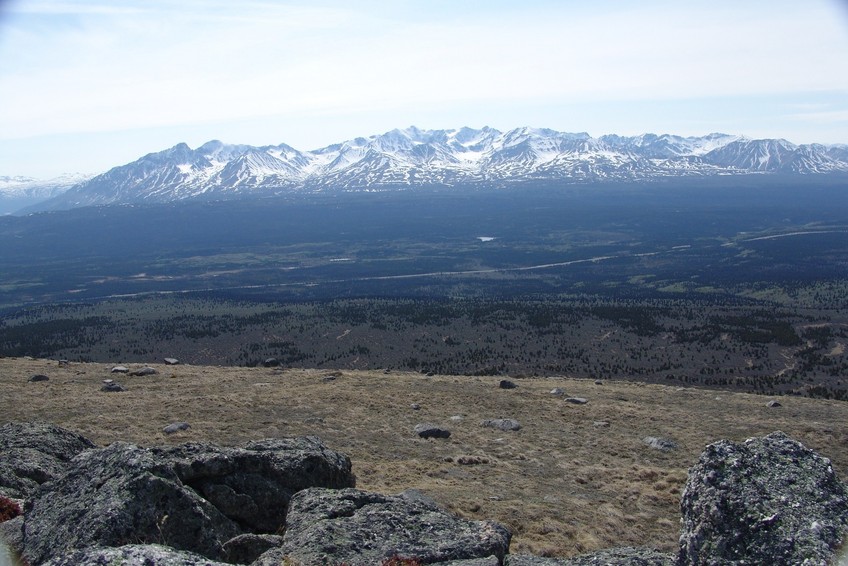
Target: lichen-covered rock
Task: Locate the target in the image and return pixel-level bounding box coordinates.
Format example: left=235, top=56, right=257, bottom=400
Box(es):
left=255, top=487, right=511, bottom=565
left=506, top=556, right=567, bottom=565
left=677, top=431, right=848, bottom=566
left=564, top=547, right=673, bottom=565
left=481, top=418, right=521, bottom=432
left=41, top=543, right=232, bottom=566
left=435, top=557, right=500, bottom=565
left=129, top=366, right=158, bottom=376
left=160, top=437, right=355, bottom=532
left=22, top=442, right=239, bottom=565
left=223, top=533, right=284, bottom=564
left=0, top=421, right=96, bottom=499
left=0, top=515, right=24, bottom=555
left=163, top=421, right=191, bottom=434
left=643, top=436, right=677, bottom=452
left=505, top=547, right=673, bottom=565
left=21, top=436, right=355, bottom=565
left=415, top=423, right=452, bottom=439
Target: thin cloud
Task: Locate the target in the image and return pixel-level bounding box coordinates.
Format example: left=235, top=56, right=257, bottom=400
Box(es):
left=1, top=0, right=847, bottom=175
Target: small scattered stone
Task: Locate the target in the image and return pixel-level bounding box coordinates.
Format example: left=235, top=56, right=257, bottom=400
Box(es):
left=57, top=359, right=69, bottom=366
left=594, top=380, right=604, bottom=385
left=129, top=367, right=157, bottom=376
left=565, top=397, right=588, bottom=404
left=767, top=400, right=782, bottom=408
left=322, top=375, right=336, bottom=383
left=100, top=380, right=125, bottom=392
left=643, top=436, right=677, bottom=452
left=28, top=374, right=49, bottom=382
left=415, top=423, right=451, bottom=439
left=110, top=366, right=129, bottom=374
left=456, top=455, right=490, bottom=466
left=163, top=358, right=179, bottom=365
left=499, top=380, right=517, bottom=389
left=411, top=403, right=421, bottom=410
left=162, top=422, right=191, bottom=435
left=481, top=418, right=521, bottom=432
left=550, top=388, right=566, bottom=396
left=450, top=415, right=464, bottom=422
left=593, top=421, right=610, bottom=427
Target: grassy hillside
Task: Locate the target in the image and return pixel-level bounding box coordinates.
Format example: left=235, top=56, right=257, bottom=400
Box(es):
left=3, top=357, right=848, bottom=558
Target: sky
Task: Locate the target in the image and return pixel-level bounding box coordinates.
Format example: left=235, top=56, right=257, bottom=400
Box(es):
left=0, top=0, right=847, bottom=178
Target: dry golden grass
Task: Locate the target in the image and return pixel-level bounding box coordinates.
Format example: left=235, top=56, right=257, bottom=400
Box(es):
left=3, top=357, right=848, bottom=558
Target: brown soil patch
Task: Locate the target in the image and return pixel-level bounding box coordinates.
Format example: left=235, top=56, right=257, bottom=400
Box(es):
left=3, top=357, right=848, bottom=558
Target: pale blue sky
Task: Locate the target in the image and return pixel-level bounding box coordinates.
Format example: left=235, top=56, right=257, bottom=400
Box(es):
left=1, top=0, right=847, bottom=178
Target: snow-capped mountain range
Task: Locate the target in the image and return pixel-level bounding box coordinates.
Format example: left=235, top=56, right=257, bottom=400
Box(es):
left=17, top=127, right=848, bottom=212
left=0, top=173, right=92, bottom=215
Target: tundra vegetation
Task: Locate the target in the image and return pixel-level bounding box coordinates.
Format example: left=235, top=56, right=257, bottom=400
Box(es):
left=2, top=357, right=848, bottom=559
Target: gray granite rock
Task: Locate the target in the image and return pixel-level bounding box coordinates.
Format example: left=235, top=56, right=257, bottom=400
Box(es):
left=254, top=487, right=511, bottom=566
left=129, top=366, right=158, bottom=376
left=0, top=421, right=96, bottom=499
left=162, top=422, right=191, bottom=434
left=223, top=533, right=284, bottom=564
left=678, top=431, right=848, bottom=566
left=41, top=544, right=232, bottom=566
left=415, top=423, right=451, bottom=439
left=481, top=418, right=521, bottom=432
left=21, top=435, right=354, bottom=565
left=643, top=436, right=677, bottom=452
left=505, top=547, right=672, bottom=565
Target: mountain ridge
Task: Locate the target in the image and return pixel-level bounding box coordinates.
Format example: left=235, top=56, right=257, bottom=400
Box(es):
left=19, top=126, right=848, bottom=212
left=0, top=173, right=92, bottom=215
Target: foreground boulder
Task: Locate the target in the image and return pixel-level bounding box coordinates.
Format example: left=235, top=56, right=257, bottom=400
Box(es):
left=678, top=431, right=848, bottom=565
left=160, top=437, right=355, bottom=532
left=0, top=422, right=95, bottom=499
left=21, top=436, right=355, bottom=565
left=505, top=547, right=673, bottom=564
left=254, top=487, right=512, bottom=565
left=10, top=421, right=848, bottom=566
left=41, top=544, right=232, bottom=566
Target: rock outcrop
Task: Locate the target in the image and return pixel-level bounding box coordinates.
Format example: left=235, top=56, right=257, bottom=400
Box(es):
left=4, top=422, right=848, bottom=566
left=504, top=547, right=673, bottom=565
left=19, top=434, right=355, bottom=565
left=678, top=431, right=848, bottom=565
left=255, top=487, right=512, bottom=565
left=0, top=421, right=96, bottom=499
left=41, top=544, right=232, bottom=566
